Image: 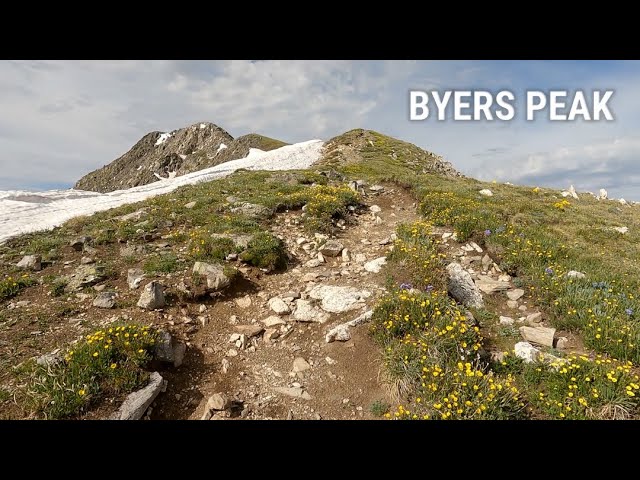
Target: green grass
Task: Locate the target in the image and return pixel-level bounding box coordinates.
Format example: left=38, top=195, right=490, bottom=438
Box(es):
left=370, top=400, right=391, bottom=417
left=143, top=253, right=179, bottom=274
left=0, top=274, right=36, bottom=302
left=24, top=324, right=158, bottom=419
left=239, top=232, right=288, bottom=271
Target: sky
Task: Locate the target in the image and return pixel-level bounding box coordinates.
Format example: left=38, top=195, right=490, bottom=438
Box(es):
left=2, top=60, right=640, bottom=199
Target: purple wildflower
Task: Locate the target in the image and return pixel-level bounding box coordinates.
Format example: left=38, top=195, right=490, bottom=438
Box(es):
left=484, top=229, right=491, bottom=236
left=626, top=308, right=634, bottom=316
left=399, top=283, right=412, bottom=290
left=425, top=285, right=434, bottom=292
left=545, top=267, right=554, bottom=275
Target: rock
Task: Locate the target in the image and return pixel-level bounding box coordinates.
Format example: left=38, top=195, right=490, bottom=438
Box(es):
left=154, top=330, right=186, bottom=368
left=273, top=387, right=312, bottom=400
left=498, top=274, right=511, bottom=282
left=355, top=254, right=367, bottom=263
left=476, top=277, right=510, bottom=294
left=65, top=264, right=107, bottom=292
left=317, top=252, right=325, bottom=263
left=110, top=372, right=164, bottom=420
left=469, top=242, right=483, bottom=253
left=309, top=285, right=371, bottom=313
left=479, top=189, right=493, bottom=196
left=568, top=185, right=578, bottom=199
left=70, top=236, right=92, bottom=251
left=320, top=240, right=344, bottom=257
left=93, top=292, right=117, bottom=309
left=364, top=257, right=387, bottom=273
left=566, top=270, right=586, bottom=279
left=235, top=295, right=252, bottom=308
left=296, top=237, right=308, bottom=246
left=526, top=312, right=543, bottom=324
left=370, top=205, right=382, bottom=213
left=519, top=326, right=556, bottom=347
left=80, top=257, right=94, bottom=265
left=481, top=254, right=492, bottom=269
left=305, top=259, right=323, bottom=268
left=446, top=262, right=484, bottom=309
left=264, top=328, right=280, bottom=341
left=619, top=198, right=628, bottom=206
left=613, top=226, right=628, bottom=234
left=507, top=289, right=525, bottom=301
left=325, top=310, right=373, bottom=343
left=341, top=249, right=351, bottom=262
left=137, top=281, right=165, bottom=310
left=374, top=216, right=383, bottom=225
left=369, top=185, right=384, bottom=192
left=268, top=297, right=291, bottom=315
left=221, top=358, right=230, bottom=374
left=37, top=352, right=62, bottom=367
left=193, top=261, right=235, bottom=292
left=597, top=188, right=608, bottom=200
left=229, top=202, right=274, bottom=220
left=293, top=299, right=330, bottom=323
left=518, top=305, right=527, bottom=312
left=499, top=316, right=515, bottom=326
left=292, top=357, right=311, bottom=373
left=127, top=269, right=145, bottom=289
left=206, top=393, right=231, bottom=411
left=184, top=201, right=197, bottom=209
left=325, top=356, right=337, bottom=365
left=514, top=342, right=541, bottom=363
left=234, top=324, right=264, bottom=338
left=302, top=273, right=320, bottom=282
left=507, top=300, right=518, bottom=309
left=262, top=315, right=286, bottom=327
left=227, top=349, right=238, bottom=357
left=555, top=337, right=569, bottom=349
left=16, top=255, right=41, bottom=271
left=94, top=284, right=106, bottom=292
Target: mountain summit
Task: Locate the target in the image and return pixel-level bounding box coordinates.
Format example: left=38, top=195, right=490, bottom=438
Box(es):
left=74, top=122, right=288, bottom=193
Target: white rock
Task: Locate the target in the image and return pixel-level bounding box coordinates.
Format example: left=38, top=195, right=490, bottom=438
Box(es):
left=507, top=289, right=525, bottom=301
left=364, top=257, right=387, bottom=273
left=355, top=253, right=367, bottom=263
left=262, top=315, right=286, bottom=327
left=514, top=342, right=541, bottom=363
left=273, top=387, right=312, bottom=400
left=613, top=226, right=628, bottom=234
left=16, top=255, right=41, bottom=271
left=446, top=262, right=484, bottom=309
left=309, top=285, right=371, bottom=313
left=137, top=282, right=165, bottom=310
left=479, top=189, right=493, bottom=196
left=110, top=372, right=164, bottom=420
left=193, top=261, right=234, bottom=292
left=499, top=316, right=515, bottom=326
left=325, top=310, right=374, bottom=343
left=292, top=357, right=312, bottom=373
left=597, top=188, right=608, bottom=200
left=235, top=295, right=252, bottom=308
left=370, top=205, right=382, bottom=213
left=268, top=297, right=291, bottom=315
left=292, top=299, right=330, bottom=323
left=526, top=312, right=543, bottom=323
left=567, top=270, right=586, bottom=279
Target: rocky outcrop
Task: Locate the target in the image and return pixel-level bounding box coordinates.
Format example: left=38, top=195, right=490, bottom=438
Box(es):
left=74, top=123, right=288, bottom=193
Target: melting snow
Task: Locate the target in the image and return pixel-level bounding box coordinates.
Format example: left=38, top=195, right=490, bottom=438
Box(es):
left=155, top=132, right=172, bottom=146
left=0, top=140, right=325, bottom=244
left=216, top=143, right=227, bottom=154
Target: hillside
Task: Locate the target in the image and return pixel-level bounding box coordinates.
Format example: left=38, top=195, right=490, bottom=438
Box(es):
left=74, top=122, right=289, bottom=193
left=2, top=129, right=640, bottom=421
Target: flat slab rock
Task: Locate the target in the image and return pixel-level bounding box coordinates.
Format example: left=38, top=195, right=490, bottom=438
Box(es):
left=109, top=372, right=165, bottom=420
left=309, top=285, right=371, bottom=313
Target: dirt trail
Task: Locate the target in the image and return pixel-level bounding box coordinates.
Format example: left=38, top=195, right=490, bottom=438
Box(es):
left=152, top=186, right=419, bottom=420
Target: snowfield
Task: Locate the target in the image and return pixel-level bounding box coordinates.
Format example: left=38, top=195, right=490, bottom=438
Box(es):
left=0, top=139, right=325, bottom=244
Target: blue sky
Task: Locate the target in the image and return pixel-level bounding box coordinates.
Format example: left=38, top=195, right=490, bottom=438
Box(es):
left=1, top=60, right=639, bottom=199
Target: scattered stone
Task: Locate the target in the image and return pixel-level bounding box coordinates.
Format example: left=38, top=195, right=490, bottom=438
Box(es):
left=597, top=188, right=608, bottom=200
left=268, top=297, right=291, bottom=315
left=566, top=270, right=586, bottom=279
left=325, top=356, right=337, bottom=365
left=229, top=202, right=274, bottom=220
left=137, top=281, right=165, bottom=310
left=94, top=284, right=106, bottom=292
left=93, top=292, right=117, bottom=309
left=262, top=315, right=286, bottom=327
left=479, top=189, right=493, bottom=196
left=16, top=255, right=41, bottom=271
left=282, top=291, right=301, bottom=301
left=302, top=273, right=320, bottom=282
left=364, top=257, right=387, bottom=273
left=446, top=262, right=484, bottom=309
left=507, top=289, right=525, bottom=301
left=296, top=237, right=308, bottom=246
left=193, top=261, right=235, bottom=292
left=235, top=295, right=252, bottom=308
left=317, top=252, right=325, bottom=263
left=519, top=305, right=527, bottom=312
left=110, top=372, right=164, bottom=420
left=227, top=349, right=238, bottom=357
left=613, top=226, right=629, bottom=234
left=293, top=299, right=330, bottom=323
left=355, top=254, right=367, bottom=263
left=80, top=257, right=94, bottom=265
left=325, top=310, right=374, bottom=343
left=555, top=337, right=569, bottom=349
left=221, top=358, right=230, bottom=374
left=320, top=240, right=344, bottom=257
left=199, top=304, right=207, bottom=313
left=514, top=342, right=541, bottom=363
left=37, top=352, right=62, bottom=367
left=507, top=300, right=518, bottom=309
left=498, top=274, right=511, bottom=282
left=154, top=330, right=186, bottom=368
left=305, top=259, right=323, bottom=268
left=70, top=236, right=92, bottom=251
left=341, top=249, right=351, bottom=262
left=292, top=357, right=311, bottom=373
left=184, top=201, right=197, bottom=209
left=309, top=285, right=371, bottom=313
left=370, top=205, right=382, bottom=213
left=264, top=328, right=280, bottom=341
left=469, top=242, right=483, bottom=253
left=526, top=312, right=543, bottom=324
left=369, top=185, right=384, bottom=192
left=476, top=277, right=510, bottom=294
left=273, top=387, right=312, bottom=400
left=519, top=326, right=556, bottom=348
left=234, top=324, right=264, bottom=338
left=65, top=264, right=107, bottom=292
left=499, top=316, right=515, bottom=326
left=379, top=237, right=391, bottom=246
left=206, top=393, right=231, bottom=411
left=374, top=216, right=383, bottom=225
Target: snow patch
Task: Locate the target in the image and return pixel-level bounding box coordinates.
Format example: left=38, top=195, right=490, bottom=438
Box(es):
left=0, top=140, right=325, bottom=244
left=216, top=143, right=227, bottom=154
left=155, top=132, right=172, bottom=146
